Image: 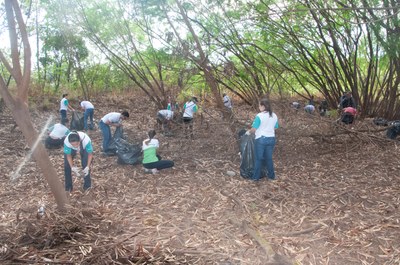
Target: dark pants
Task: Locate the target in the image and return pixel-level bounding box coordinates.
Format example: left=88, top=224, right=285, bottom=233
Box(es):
left=341, top=113, right=354, bottom=124
left=143, top=155, right=174, bottom=170
left=60, top=110, right=67, bottom=123
left=64, top=147, right=91, bottom=192
left=183, top=117, right=193, bottom=139
left=84, top=108, right=94, bottom=131
left=99, top=120, right=111, bottom=152
left=45, top=137, right=64, bottom=149
left=157, top=113, right=170, bottom=132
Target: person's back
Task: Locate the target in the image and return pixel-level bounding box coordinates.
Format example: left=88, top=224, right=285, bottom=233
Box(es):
left=304, top=104, right=315, bottom=114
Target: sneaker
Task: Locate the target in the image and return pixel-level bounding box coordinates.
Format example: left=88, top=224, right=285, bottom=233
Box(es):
left=151, top=168, right=159, bottom=174
left=144, top=168, right=152, bottom=174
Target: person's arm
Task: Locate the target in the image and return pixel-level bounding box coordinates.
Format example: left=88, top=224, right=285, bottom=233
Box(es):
left=67, top=100, right=75, bottom=111
left=248, top=116, right=260, bottom=134
left=87, top=153, right=93, bottom=168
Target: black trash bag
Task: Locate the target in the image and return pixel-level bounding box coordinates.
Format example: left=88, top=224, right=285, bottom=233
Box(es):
left=105, top=126, right=125, bottom=155
left=373, top=117, right=388, bottom=126
left=70, top=111, right=84, bottom=130
left=115, top=138, right=142, bottom=165
left=386, top=121, right=400, bottom=139
left=239, top=133, right=255, bottom=179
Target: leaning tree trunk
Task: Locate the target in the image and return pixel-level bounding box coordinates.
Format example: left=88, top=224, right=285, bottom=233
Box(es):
left=0, top=0, right=66, bottom=210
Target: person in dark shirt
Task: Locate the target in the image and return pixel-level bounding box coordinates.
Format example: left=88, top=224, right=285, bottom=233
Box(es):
left=339, top=91, right=356, bottom=109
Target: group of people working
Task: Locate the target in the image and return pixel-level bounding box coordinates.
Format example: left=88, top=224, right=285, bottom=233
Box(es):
left=291, top=91, right=357, bottom=124
left=48, top=94, right=212, bottom=193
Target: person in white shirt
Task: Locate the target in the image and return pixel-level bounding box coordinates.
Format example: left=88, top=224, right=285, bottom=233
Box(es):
left=60, top=94, right=74, bottom=124
left=304, top=104, right=315, bottom=114
left=223, top=93, right=232, bottom=109
left=45, top=120, right=70, bottom=149
left=99, top=111, right=129, bottom=153
left=182, top=97, right=198, bottom=139
left=157, top=109, right=174, bottom=133
left=247, top=98, right=279, bottom=181
left=64, top=131, right=93, bottom=192
left=80, top=100, right=95, bottom=131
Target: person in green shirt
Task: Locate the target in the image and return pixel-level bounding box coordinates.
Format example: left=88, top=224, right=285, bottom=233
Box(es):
left=142, top=130, right=174, bottom=174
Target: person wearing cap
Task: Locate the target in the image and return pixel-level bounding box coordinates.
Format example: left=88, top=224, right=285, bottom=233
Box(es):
left=60, top=94, right=75, bottom=124
left=80, top=100, right=95, bottom=131
left=182, top=97, right=198, bottom=139
left=99, top=111, right=129, bottom=153
left=63, top=131, right=93, bottom=192
left=45, top=119, right=70, bottom=149
left=157, top=109, right=174, bottom=133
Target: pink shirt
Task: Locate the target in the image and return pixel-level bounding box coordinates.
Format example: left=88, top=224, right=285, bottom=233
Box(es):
left=343, top=107, right=357, bottom=116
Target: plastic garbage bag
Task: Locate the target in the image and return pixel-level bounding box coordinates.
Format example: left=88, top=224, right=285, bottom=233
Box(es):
left=115, top=138, right=142, bottom=165
left=105, top=126, right=124, bottom=155
left=386, top=121, right=400, bottom=139
left=239, top=133, right=255, bottom=179
left=70, top=111, right=84, bottom=130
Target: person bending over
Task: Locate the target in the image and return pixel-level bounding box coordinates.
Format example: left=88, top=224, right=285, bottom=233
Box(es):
left=99, top=111, right=129, bottom=153
left=64, top=131, right=93, bottom=192
left=45, top=120, right=70, bottom=149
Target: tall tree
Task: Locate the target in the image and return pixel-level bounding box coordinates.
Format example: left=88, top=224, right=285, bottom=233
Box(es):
left=0, top=0, right=67, bottom=210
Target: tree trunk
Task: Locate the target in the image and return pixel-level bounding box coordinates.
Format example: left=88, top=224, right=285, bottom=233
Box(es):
left=0, top=0, right=67, bottom=211
left=10, top=99, right=67, bottom=210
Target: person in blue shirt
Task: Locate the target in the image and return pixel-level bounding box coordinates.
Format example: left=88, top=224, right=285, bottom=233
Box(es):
left=64, top=131, right=93, bottom=192
left=247, top=98, right=279, bottom=181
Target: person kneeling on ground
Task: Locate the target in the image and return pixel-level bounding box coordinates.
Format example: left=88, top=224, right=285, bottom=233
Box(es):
left=142, top=130, right=174, bottom=174
left=157, top=109, right=174, bottom=133
left=64, top=131, right=93, bottom=192
left=45, top=120, right=70, bottom=149
left=341, top=107, right=357, bottom=124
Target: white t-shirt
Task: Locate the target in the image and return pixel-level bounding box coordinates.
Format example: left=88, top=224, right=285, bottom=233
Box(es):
left=101, top=112, right=121, bottom=124
left=158, top=109, right=174, bottom=120
left=80, top=101, right=94, bottom=110
left=142, top=138, right=159, bottom=151
left=64, top=131, right=93, bottom=153
left=183, top=101, right=197, bottom=118
left=304, top=105, right=315, bottom=112
left=60, top=98, right=68, bottom=111
left=253, top=112, right=278, bottom=139
left=223, top=95, right=232, bottom=109
left=49, top=123, right=70, bottom=139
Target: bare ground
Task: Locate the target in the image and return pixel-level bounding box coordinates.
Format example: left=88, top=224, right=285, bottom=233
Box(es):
left=0, top=94, right=399, bottom=264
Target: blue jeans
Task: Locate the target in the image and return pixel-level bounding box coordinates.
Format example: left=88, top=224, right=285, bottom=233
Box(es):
left=253, top=136, right=276, bottom=180
left=64, top=149, right=91, bottom=191
left=99, top=120, right=111, bottom=152
left=60, top=110, right=67, bottom=123
left=84, top=108, right=94, bottom=130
